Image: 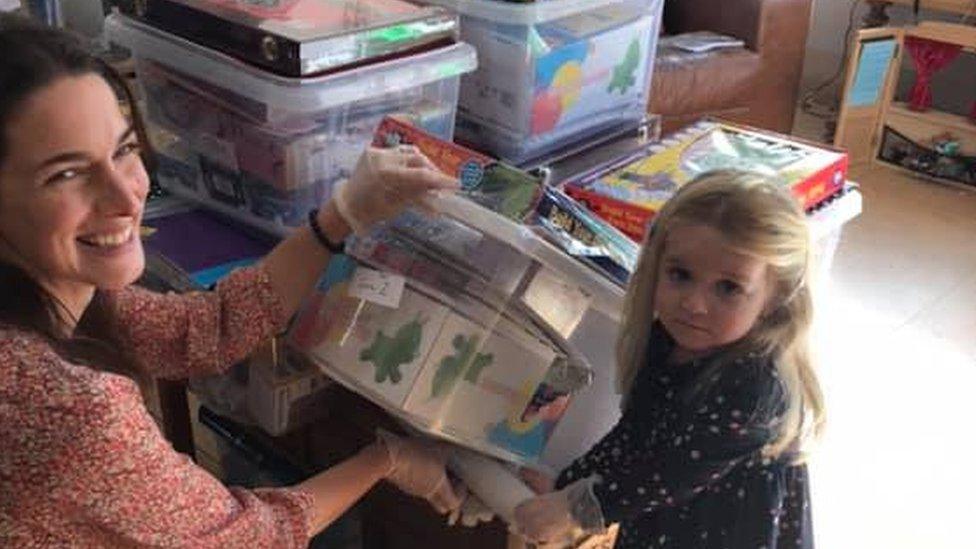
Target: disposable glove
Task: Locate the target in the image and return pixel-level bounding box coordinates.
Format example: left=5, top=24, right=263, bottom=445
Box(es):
left=447, top=490, right=495, bottom=527
left=519, top=467, right=556, bottom=495
left=333, top=145, right=458, bottom=234
left=376, top=430, right=461, bottom=514
left=513, top=477, right=606, bottom=547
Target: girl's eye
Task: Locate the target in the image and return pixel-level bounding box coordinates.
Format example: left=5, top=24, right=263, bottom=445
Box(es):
left=666, top=266, right=691, bottom=283
left=716, top=279, right=744, bottom=298
left=114, top=141, right=141, bottom=159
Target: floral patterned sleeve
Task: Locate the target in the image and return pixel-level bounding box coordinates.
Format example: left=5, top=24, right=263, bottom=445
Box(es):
left=0, top=335, right=313, bottom=547
left=106, top=265, right=288, bottom=379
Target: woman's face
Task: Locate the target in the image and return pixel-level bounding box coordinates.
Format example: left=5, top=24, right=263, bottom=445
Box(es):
left=0, top=74, right=148, bottom=309
left=654, top=222, right=773, bottom=361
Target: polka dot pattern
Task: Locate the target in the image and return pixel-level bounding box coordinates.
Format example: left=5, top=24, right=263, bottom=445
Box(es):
left=555, top=326, right=814, bottom=548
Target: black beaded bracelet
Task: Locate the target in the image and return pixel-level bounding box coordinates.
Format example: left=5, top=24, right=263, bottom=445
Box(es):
left=307, top=208, right=345, bottom=255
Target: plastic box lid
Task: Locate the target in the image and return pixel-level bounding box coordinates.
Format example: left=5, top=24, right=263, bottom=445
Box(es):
left=105, top=14, right=477, bottom=115
left=428, top=192, right=625, bottom=320
left=421, top=0, right=640, bottom=25
left=113, top=0, right=459, bottom=76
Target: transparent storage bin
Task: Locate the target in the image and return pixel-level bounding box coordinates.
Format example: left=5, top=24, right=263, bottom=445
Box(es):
left=420, top=0, right=663, bottom=164
left=289, top=194, right=628, bottom=464
left=105, top=14, right=477, bottom=235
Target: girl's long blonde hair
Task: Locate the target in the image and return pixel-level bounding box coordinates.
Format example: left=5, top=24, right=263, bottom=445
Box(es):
left=616, top=170, right=825, bottom=460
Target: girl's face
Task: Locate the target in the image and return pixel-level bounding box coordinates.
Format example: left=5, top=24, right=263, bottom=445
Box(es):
left=0, top=74, right=148, bottom=316
left=654, top=222, right=774, bottom=362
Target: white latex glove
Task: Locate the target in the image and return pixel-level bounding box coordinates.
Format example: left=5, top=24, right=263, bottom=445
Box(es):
left=519, top=467, right=556, bottom=495
left=333, top=145, right=458, bottom=234
left=376, top=430, right=462, bottom=514
left=447, top=490, right=495, bottom=528
left=513, top=477, right=606, bottom=547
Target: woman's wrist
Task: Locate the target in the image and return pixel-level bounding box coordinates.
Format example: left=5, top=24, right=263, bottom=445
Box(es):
left=316, top=199, right=352, bottom=246
left=363, top=440, right=396, bottom=480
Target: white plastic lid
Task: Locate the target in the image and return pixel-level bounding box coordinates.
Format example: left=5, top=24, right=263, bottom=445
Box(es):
left=430, top=193, right=625, bottom=320
left=105, top=14, right=477, bottom=114
left=422, top=0, right=635, bottom=25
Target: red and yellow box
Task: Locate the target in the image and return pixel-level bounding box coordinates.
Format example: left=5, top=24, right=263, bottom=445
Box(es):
left=373, top=116, right=544, bottom=221
left=373, top=116, right=494, bottom=182
left=563, top=120, right=849, bottom=241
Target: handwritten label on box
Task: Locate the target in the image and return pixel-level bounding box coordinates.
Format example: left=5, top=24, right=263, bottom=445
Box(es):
left=348, top=267, right=405, bottom=309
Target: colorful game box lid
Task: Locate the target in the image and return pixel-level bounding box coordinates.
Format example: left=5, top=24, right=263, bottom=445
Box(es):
left=110, top=0, right=458, bottom=76
left=563, top=120, right=849, bottom=240
left=373, top=116, right=544, bottom=222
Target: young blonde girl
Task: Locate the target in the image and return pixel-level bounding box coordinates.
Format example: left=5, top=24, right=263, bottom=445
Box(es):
left=514, top=170, right=825, bottom=549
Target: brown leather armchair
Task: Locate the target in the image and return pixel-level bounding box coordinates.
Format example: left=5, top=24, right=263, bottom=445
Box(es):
left=649, top=0, right=814, bottom=134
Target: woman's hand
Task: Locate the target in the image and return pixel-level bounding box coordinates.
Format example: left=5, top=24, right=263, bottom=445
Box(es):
left=333, top=145, right=458, bottom=234
left=376, top=430, right=462, bottom=514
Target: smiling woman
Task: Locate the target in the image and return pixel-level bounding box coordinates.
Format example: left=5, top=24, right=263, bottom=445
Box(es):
left=0, top=74, right=149, bottom=323
left=0, top=13, right=465, bottom=548
left=0, top=15, right=150, bottom=379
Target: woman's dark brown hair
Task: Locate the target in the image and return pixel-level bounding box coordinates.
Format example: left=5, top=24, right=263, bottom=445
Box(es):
left=0, top=13, right=150, bottom=378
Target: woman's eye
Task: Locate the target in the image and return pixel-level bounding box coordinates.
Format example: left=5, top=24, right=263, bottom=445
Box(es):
left=666, top=267, right=691, bottom=283
left=45, top=168, right=81, bottom=185
left=716, top=279, right=744, bottom=298
left=114, top=141, right=141, bottom=159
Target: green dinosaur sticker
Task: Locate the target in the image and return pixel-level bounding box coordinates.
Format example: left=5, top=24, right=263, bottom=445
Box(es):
left=430, top=334, right=494, bottom=400
left=608, top=38, right=640, bottom=95
left=464, top=352, right=494, bottom=384
left=359, top=316, right=425, bottom=385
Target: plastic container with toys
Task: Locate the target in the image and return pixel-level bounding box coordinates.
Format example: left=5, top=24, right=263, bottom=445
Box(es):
left=286, top=187, right=640, bottom=464
left=419, top=0, right=664, bottom=164
left=105, top=13, right=476, bottom=235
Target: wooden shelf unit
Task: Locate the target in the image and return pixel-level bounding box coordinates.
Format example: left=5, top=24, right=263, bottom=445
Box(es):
left=879, top=0, right=976, bottom=17
left=886, top=102, right=976, bottom=155
left=835, top=22, right=976, bottom=188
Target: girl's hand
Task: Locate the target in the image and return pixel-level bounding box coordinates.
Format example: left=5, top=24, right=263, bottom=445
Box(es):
left=513, top=478, right=606, bottom=546
left=376, top=430, right=462, bottom=514
left=519, top=467, right=555, bottom=494
left=513, top=490, right=576, bottom=546
left=333, top=145, right=458, bottom=234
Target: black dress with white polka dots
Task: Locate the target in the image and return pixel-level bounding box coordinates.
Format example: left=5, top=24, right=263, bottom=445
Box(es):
left=556, top=326, right=814, bottom=548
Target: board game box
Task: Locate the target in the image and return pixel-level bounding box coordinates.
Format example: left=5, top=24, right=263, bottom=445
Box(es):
left=373, top=116, right=544, bottom=221
left=109, top=0, right=457, bottom=76
left=562, top=120, right=849, bottom=240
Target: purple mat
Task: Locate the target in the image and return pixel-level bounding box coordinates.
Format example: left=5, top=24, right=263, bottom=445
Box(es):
left=144, top=210, right=276, bottom=274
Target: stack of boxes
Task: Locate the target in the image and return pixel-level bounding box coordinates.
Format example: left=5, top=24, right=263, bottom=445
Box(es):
left=108, top=0, right=668, bottom=466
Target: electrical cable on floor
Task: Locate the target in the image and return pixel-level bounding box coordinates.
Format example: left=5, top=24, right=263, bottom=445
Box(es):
left=800, top=0, right=863, bottom=121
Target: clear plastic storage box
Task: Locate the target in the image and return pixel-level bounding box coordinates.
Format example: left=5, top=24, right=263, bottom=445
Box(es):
left=419, top=0, right=663, bottom=164
left=289, top=193, right=626, bottom=464
left=105, top=14, right=477, bottom=235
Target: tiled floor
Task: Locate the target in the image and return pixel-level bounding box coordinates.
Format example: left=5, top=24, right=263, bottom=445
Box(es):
left=808, top=160, right=976, bottom=548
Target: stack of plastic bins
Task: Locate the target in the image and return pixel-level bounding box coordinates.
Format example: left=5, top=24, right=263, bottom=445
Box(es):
left=289, top=193, right=625, bottom=465
left=419, top=0, right=664, bottom=165
left=105, top=14, right=477, bottom=236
